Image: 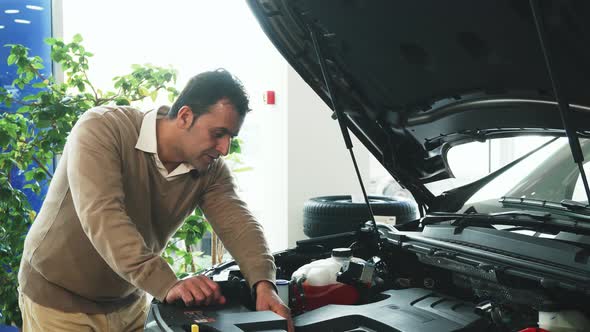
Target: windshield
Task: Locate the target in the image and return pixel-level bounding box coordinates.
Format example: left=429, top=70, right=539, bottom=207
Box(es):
left=462, top=137, right=590, bottom=212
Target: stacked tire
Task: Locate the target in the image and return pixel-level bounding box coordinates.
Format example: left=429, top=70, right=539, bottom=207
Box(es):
left=303, top=195, right=419, bottom=238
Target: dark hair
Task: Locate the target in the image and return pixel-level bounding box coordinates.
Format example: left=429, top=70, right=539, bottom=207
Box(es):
left=168, top=68, right=250, bottom=120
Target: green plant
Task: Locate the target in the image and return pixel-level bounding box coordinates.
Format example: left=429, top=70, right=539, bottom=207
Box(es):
left=0, top=34, right=182, bottom=327
left=0, top=171, right=32, bottom=327
left=162, top=208, right=212, bottom=278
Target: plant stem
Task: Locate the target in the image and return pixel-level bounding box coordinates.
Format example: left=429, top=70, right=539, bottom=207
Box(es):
left=186, top=240, right=196, bottom=272
left=83, top=71, right=98, bottom=101
left=29, top=64, right=47, bottom=81
left=31, top=155, right=53, bottom=179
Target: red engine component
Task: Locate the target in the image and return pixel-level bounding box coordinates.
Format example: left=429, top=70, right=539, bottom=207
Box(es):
left=290, top=280, right=360, bottom=313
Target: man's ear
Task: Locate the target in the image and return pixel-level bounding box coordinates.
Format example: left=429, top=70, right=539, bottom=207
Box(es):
left=176, top=106, right=194, bottom=130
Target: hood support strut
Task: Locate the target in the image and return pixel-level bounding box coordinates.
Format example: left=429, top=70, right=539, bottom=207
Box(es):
left=530, top=0, right=590, bottom=204
left=308, top=25, right=380, bottom=238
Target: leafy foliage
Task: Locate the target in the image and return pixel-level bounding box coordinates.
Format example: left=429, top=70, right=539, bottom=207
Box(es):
left=0, top=171, right=32, bottom=327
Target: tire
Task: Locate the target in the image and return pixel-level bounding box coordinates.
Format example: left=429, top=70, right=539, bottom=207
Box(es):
left=303, top=195, right=419, bottom=238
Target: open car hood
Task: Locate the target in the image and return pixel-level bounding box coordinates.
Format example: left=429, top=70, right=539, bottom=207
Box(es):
left=247, top=0, right=590, bottom=205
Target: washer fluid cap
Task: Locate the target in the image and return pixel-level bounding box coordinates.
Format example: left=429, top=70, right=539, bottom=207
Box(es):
left=332, top=248, right=352, bottom=258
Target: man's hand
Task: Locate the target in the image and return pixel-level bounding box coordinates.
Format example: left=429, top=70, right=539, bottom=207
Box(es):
left=165, top=275, right=226, bottom=306
left=255, top=281, right=294, bottom=332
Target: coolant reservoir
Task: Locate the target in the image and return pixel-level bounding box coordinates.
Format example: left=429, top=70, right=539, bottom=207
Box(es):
left=290, top=248, right=360, bottom=312
left=538, top=310, right=590, bottom=332
left=292, top=248, right=352, bottom=285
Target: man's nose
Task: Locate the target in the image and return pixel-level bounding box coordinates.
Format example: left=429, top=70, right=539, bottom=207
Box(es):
left=216, top=136, right=231, bottom=156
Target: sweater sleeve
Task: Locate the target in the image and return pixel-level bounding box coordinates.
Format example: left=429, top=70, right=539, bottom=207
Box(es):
left=66, top=113, right=178, bottom=301
left=199, top=160, right=276, bottom=288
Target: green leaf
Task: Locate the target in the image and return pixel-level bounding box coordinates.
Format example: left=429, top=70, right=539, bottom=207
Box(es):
left=186, top=231, right=196, bottom=245
left=115, top=98, right=130, bottom=106
left=7, top=54, right=16, bottom=65
left=23, top=183, right=40, bottom=192
left=31, top=62, right=44, bottom=70
left=33, top=169, right=46, bottom=182
left=138, top=86, right=149, bottom=97
left=72, top=34, right=83, bottom=43
left=231, top=166, right=254, bottom=173
left=22, top=95, right=38, bottom=102
left=17, top=106, right=31, bottom=114
left=230, top=139, right=241, bottom=154
left=24, top=170, right=35, bottom=182
left=36, top=120, right=52, bottom=128
left=0, top=135, right=10, bottom=149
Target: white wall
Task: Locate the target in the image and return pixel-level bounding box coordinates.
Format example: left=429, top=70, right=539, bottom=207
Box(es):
left=235, top=70, right=288, bottom=252
left=285, top=65, right=371, bottom=247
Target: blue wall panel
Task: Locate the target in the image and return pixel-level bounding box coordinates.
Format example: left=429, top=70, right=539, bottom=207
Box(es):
left=0, top=0, right=53, bottom=213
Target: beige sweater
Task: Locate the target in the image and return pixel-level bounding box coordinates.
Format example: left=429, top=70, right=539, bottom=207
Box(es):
left=18, top=106, right=275, bottom=313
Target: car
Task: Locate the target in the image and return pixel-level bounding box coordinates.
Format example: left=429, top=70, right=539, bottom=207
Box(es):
left=144, top=1, right=590, bottom=331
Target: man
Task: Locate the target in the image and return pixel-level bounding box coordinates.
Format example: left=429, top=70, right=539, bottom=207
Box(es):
left=18, top=69, right=292, bottom=331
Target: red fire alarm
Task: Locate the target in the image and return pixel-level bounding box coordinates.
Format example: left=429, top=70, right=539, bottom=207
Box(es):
left=263, top=90, right=276, bottom=105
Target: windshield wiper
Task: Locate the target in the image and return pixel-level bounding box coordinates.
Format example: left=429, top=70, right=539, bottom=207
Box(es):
left=423, top=209, right=590, bottom=236
left=500, top=196, right=590, bottom=219
left=560, top=199, right=589, bottom=211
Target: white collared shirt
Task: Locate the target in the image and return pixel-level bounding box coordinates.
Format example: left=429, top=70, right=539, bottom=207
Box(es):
left=135, top=106, right=195, bottom=180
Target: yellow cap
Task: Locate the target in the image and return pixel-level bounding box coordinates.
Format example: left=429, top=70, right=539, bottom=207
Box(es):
left=191, top=324, right=199, bottom=332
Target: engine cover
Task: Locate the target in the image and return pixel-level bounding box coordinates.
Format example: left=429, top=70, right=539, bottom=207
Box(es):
left=144, top=302, right=288, bottom=332
left=144, top=288, right=486, bottom=331
left=294, top=288, right=486, bottom=332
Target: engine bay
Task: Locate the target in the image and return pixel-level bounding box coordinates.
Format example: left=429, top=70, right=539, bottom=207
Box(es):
left=145, top=222, right=590, bottom=332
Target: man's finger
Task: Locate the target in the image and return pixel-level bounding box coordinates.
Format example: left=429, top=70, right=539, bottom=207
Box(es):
left=195, top=276, right=219, bottom=305
left=200, top=276, right=224, bottom=303
left=181, top=290, right=194, bottom=306
left=272, top=303, right=290, bottom=319
left=188, top=284, right=206, bottom=305
left=270, top=303, right=293, bottom=332
left=193, top=276, right=225, bottom=305
left=192, top=279, right=213, bottom=305
left=165, top=277, right=226, bottom=307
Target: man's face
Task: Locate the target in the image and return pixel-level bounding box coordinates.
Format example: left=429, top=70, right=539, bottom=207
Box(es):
left=176, top=98, right=244, bottom=172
